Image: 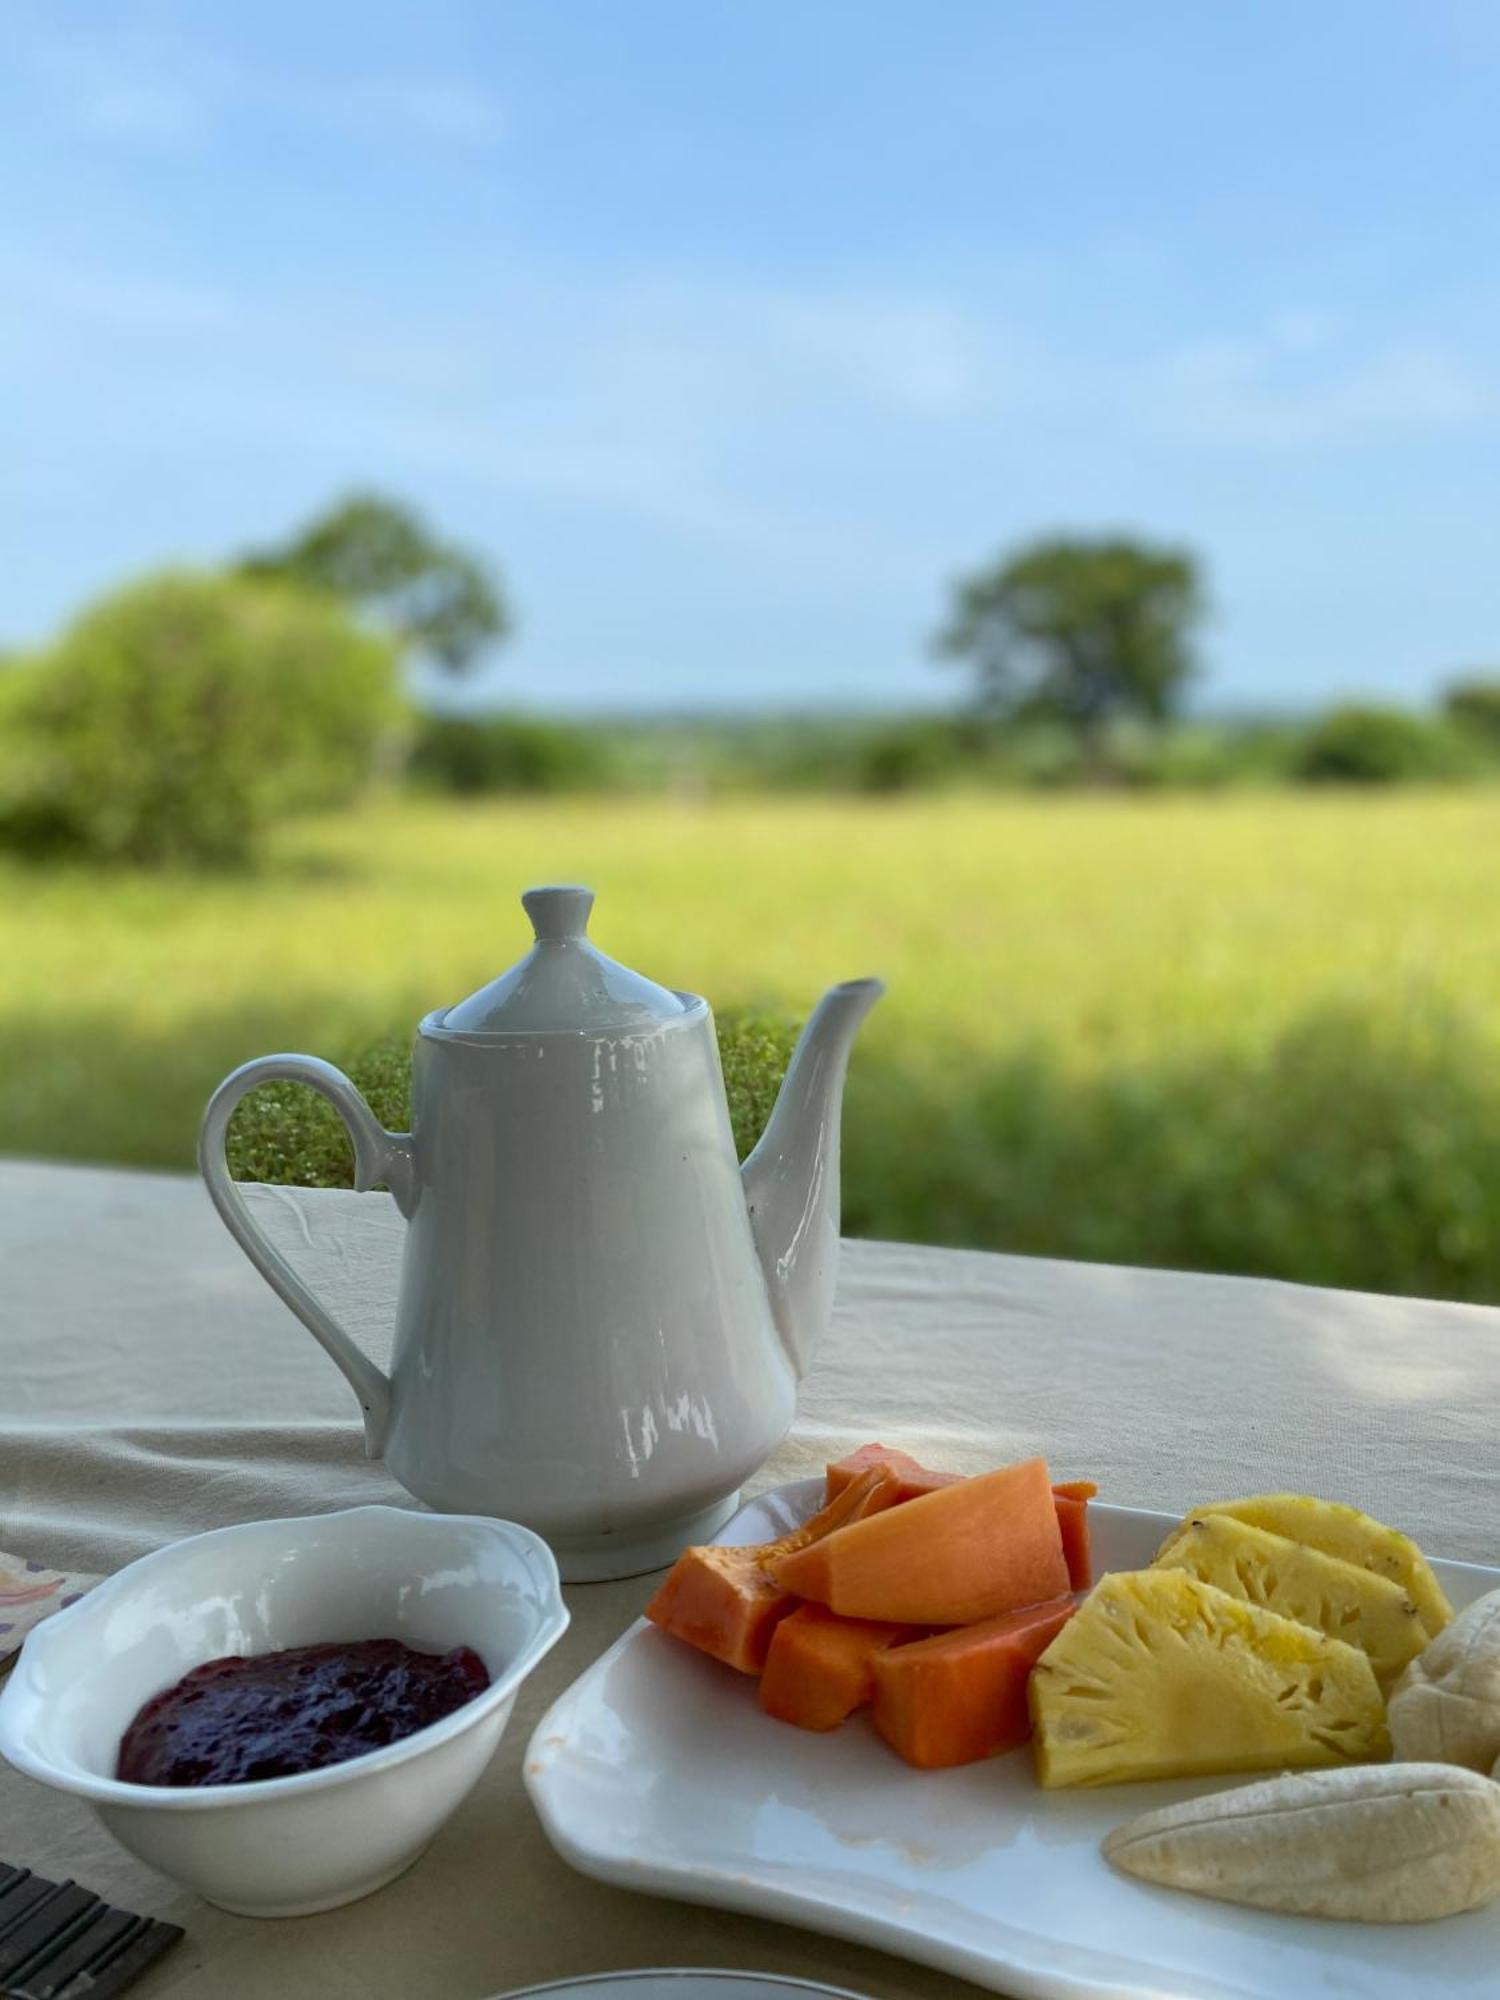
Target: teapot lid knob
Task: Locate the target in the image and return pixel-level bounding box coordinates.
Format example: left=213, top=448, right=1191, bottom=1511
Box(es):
left=440, top=881, right=691, bottom=1033
left=522, top=884, right=595, bottom=943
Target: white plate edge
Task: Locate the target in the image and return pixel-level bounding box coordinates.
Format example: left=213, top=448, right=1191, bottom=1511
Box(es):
left=523, top=1488, right=1500, bottom=2000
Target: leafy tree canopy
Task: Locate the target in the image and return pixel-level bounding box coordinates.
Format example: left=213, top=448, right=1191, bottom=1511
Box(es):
left=4, top=570, right=397, bottom=867
left=243, top=492, right=509, bottom=672
left=936, top=535, right=1204, bottom=744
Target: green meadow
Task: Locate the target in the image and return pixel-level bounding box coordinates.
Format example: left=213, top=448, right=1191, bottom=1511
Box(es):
left=6, top=790, right=1500, bottom=1301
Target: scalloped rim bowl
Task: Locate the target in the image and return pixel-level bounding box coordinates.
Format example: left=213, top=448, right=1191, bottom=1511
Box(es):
left=0, top=1504, right=568, bottom=1916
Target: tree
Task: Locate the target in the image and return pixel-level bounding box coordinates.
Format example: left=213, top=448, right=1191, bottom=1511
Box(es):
left=3, top=572, right=398, bottom=866
left=935, top=536, right=1203, bottom=760
left=242, top=493, right=509, bottom=671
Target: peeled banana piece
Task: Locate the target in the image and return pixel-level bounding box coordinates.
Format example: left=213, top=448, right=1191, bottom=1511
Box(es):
left=1103, top=1763, right=1500, bottom=1922
left=1389, top=1589, right=1500, bottom=1773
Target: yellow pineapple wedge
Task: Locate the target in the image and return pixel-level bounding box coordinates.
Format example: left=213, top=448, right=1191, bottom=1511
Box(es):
left=1029, top=1570, right=1389, bottom=1789
left=1154, top=1494, right=1451, bottom=1638
left=1152, top=1514, right=1426, bottom=1690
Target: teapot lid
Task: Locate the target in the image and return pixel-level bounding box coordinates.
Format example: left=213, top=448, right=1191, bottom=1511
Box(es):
left=440, top=885, right=693, bottom=1036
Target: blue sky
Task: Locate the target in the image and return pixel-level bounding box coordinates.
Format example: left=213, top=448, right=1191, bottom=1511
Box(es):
left=2, top=2, right=1496, bottom=713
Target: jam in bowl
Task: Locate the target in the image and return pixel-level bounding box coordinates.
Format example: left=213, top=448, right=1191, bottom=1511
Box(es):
left=118, top=1638, right=494, bottom=1787
left=0, top=1505, right=568, bottom=1916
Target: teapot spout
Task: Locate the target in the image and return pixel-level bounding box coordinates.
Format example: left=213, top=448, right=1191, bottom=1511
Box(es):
left=741, top=977, right=884, bottom=1379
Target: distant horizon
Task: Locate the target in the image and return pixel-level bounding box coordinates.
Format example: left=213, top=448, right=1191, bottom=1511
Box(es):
left=10, top=533, right=1494, bottom=724
left=4, top=564, right=1483, bottom=725
left=3, top=2, right=1496, bottom=713
left=411, top=681, right=1462, bottom=727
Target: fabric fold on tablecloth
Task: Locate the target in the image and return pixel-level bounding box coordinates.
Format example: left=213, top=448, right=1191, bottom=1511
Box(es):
left=3, top=1424, right=404, bottom=1573
left=6, top=1163, right=1500, bottom=2000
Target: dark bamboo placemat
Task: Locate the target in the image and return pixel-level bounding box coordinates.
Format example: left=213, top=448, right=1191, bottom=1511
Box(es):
left=0, top=1864, right=182, bottom=1999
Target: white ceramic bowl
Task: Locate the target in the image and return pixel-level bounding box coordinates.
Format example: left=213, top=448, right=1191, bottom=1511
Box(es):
left=0, top=1504, right=568, bottom=1917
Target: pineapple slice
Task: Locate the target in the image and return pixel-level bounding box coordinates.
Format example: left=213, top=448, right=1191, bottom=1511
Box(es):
left=1153, top=1514, right=1426, bottom=1690
left=1154, top=1494, right=1451, bottom=1638
left=1029, top=1570, right=1389, bottom=1789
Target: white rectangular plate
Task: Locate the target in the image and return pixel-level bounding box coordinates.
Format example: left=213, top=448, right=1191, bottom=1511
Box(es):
left=525, top=1484, right=1500, bottom=2000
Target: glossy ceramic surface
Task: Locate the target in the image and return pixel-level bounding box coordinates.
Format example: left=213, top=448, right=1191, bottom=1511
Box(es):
left=525, top=1484, right=1500, bottom=2000
left=386, top=996, right=795, bottom=1568
left=444, top=884, right=691, bottom=1034
left=198, top=885, right=883, bottom=1579
left=0, top=1505, right=567, bottom=1917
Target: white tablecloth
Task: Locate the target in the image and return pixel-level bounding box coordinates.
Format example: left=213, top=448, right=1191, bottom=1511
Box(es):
left=4, top=1159, right=1500, bottom=1998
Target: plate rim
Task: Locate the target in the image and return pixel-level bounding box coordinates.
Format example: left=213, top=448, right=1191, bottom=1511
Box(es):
left=486, top=1971, right=878, bottom=2000
left=525, top=1484, right=1500, bottom=2000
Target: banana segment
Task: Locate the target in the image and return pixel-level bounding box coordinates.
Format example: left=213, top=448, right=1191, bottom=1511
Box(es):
left=1390, top=1589, right=1500, bottom=1772
left=1103, top=1764, right=1500, bottom=1922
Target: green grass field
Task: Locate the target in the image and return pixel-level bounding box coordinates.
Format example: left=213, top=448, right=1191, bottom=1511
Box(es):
left=6, top=791, right=1500, bottom=1299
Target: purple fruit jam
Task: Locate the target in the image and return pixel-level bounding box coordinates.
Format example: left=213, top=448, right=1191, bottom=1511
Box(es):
left=116, top=1638, right=491, bottom=1787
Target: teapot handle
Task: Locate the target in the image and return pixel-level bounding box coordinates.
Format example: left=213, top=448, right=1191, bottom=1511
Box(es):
left=198, top=1054, right=417, bottom=1457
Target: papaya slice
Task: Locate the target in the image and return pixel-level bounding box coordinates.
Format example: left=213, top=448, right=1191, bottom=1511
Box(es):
left=828, top=1446, right=1096, bottom=1592
left=758, top=1604, right=921, bottom=1731
left=771, top=1456, right=1069, bottom=1625
left=872, top=1594, right=1077, bottom=1768
left=644, top=1465, right=899, bottom=1674
left=1052, top=1481, right=1096, bottom=1591
left=825, top=1444, right=961, bottom=1505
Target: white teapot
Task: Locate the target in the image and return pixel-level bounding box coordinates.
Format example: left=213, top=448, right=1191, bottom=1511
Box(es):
left=199, top=886, right=882, bottom=1578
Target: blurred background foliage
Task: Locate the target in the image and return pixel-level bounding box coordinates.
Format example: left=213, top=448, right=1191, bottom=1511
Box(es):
left=6, top=781, right=1500, bottom=1302
left=3, top=499, right=1499, bottom=873
left=217, top=991, right=1500, bottom=1305
left=224, top=1010, right=802, bottom=1186
left=5, top=494, right=1500, bottom=1303
left=0, top=569, right=398, bottom=866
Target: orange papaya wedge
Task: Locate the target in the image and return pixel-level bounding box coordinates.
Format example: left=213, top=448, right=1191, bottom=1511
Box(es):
left=758, top=1603, right=921, bottom=1731
left=771, top=1456, right=1069, bottom=1625
left=1051, top=1481, right=1095, bottom=1591
left=872, top=1594, right=1077, bottom=1768
left=828, top=1446, right=1096, bottom=1591
left=644, top=1464, right=899, bottom=1674
left=825, top=1444, right=962, bottom=1505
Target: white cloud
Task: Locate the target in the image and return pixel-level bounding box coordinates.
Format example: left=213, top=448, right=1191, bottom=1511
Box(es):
left=19, top=36, right=207, bottom=148
left=553, top=277, right=989, bottom=428
left=1268, top=309, right=1340, bottom=354
left=0, top=255, right=232, bottom=336
left=5, top=221, right=1493, bottom=609
left=1137, top=329, right=1493, bottom=448
left=744, top=292, right=979, bottom=416
left=7, top=18, right=504, bottom=154
left=271, top=74, right=506, bottom=150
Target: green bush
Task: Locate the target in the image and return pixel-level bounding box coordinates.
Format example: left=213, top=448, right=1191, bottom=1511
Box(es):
left=1444, top=677, right=1500, bottom=748
left=992, top=722, right=1088, bottom=789
left=226, top=1037, right=414, bottom=1186
left=1113, top=723, right=1303, bottom=790
left=1292, top=704, right=1471, bottom=786
left=407, top=714, right=615, bottom=795
left=851, top=718, right=979, bottom=793
left=0, top=657, right=58, bottom=846
left=1, top=571, right=399, bottom=866
left=841, top=999, right=1500, bottom=1302
left=226, top=1010, right=802, bottom=1186
left=713, top=1010, right=803, bottom=1156
left=221, top=997, right=1500, bottom=1304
